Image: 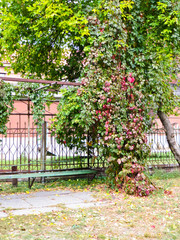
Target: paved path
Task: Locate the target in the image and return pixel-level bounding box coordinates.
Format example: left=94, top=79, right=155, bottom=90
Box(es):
left=0, top=190, right=102, bottom=218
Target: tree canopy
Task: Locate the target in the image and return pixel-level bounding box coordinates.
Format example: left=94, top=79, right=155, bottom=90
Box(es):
left=0, top=0, right=98, bottom=80
left=0, top=0, right=179, bottom=112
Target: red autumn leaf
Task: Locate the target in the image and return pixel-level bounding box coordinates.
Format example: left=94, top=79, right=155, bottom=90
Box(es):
left=164, top=190, right=172, bottom=195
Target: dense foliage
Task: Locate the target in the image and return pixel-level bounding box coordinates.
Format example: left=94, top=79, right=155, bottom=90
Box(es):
left=0, top=0, right=97, bottom=81
left=0, top=81, right=54, bottom=134
left=52, top=0, right=179, bottom=195
left=0, top=81, right=14, bottom=134
left=0, top=0, right=179, bottom=195
left=15, top=83, right=54, bottom=130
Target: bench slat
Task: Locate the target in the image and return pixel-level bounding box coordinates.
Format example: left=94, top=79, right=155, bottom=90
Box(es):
left=0, top=169, right=97, bottom=180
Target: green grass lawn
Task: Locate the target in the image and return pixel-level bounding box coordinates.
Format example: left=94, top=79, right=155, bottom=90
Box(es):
left=0, top=169, right=179, bottom=240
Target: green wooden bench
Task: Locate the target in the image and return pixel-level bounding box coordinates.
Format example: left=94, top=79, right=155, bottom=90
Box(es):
left=0, top=169, right=97, bottom=189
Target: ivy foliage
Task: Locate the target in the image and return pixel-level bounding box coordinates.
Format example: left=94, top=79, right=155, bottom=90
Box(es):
left=15, top=83, right=55, bottom=129
left=52, top=0, right=179, bottom=196
left=51, top=87, right=88, bottom=150
left=0, top=81, right=55, bottom=134
left=0, top=81, right=14, bottom=134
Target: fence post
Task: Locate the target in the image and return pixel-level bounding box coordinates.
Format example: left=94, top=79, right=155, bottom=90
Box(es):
left=87, top=132, right=90, bottom=168
left=12, top=165, right=18, bottom=187
left=41, top=122, right=47, bottom=183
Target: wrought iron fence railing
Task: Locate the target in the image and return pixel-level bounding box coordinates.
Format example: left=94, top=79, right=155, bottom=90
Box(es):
left=0, top=124, right=106, bottom=173
left=147, top=128, right=179, bottom=167
left=0, top=125, right=179, bottom=173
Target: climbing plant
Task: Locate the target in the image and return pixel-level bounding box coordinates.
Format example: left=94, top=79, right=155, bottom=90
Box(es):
left=52, top=0, right=179, bottom=196
left=0, top=81, right=14, bottom=134
left=0, top=81, right=55, bottom=134
left=15, top=83, right=54, bottom=131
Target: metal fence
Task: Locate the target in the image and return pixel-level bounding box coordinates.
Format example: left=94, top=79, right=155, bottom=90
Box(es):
left=147, top=127, right=179, bottom=167
left=0, top=123, right=179, bottom=173
left=0, top=122, right=106, bottom=173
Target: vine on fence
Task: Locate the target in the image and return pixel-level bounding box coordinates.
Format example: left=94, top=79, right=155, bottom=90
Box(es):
left=0, top=81, right=14, bottom=134
left=0, top=81, right=54, bottom=134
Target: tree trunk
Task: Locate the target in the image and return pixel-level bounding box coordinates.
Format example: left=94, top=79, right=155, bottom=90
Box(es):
left=157, top=110, right=180, bottom=166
